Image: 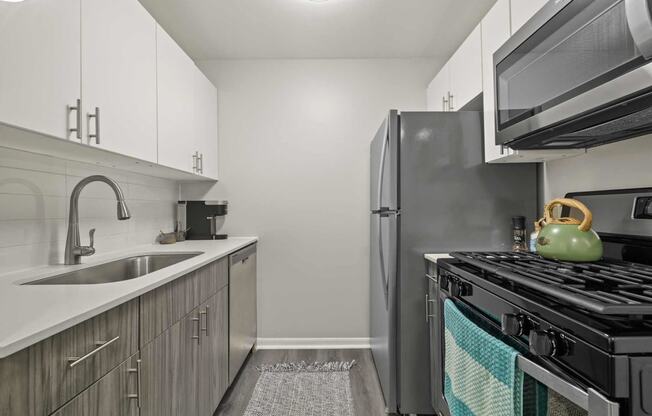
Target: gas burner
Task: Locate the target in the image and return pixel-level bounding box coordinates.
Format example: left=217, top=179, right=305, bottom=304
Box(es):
left=451, top=251, right=652, bottom=315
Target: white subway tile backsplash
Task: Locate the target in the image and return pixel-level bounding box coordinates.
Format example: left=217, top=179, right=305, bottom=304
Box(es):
left=0, top=166, right=67, bottom=197
left=0, top=194, right=67, bottom=221
left=0, top=148, right=180, bottom=274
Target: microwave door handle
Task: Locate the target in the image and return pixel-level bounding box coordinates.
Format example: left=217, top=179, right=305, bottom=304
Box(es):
left=626, top=0, right=652, bottom=59
left=516, top=356, right=620, bottom=415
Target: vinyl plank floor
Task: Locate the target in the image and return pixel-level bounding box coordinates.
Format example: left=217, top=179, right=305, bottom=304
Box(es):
left=214, top=349, right=386, bottom=416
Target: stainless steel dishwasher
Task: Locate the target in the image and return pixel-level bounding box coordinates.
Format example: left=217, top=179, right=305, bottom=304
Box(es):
left=229, top=243, right=257, bottom=383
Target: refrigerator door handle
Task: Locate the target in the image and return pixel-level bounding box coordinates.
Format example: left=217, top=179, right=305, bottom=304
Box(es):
left=376, top=119, right=390, bottom=210
left=378, top=214, right=389, bottom=310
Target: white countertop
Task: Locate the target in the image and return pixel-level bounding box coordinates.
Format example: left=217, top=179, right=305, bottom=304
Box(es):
left=425, top=253, right=451, bottom=263
left=0, top=237, right=257, bottom=358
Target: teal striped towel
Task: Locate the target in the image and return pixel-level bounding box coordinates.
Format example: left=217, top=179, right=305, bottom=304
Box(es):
left=444, top=299, right=546, bottom=416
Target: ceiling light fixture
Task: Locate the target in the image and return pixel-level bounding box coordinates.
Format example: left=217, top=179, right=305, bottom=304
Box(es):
left=0, top=0, right=26, bottom=2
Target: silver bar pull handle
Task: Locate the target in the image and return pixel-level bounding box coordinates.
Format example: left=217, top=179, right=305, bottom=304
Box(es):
left=200, top=305, right=209, bottom=336
left=198, top=153, right=204, bottom=174
left=448, top=92, right=454, bottom=111
left=127, top=358, right=142, bottom=408
left=517, top=355, right=620, bottom=414
left=88, top=107, right=100, bottom=144
left=442, top=96, right=449, bottom=111
left=425, top=294, right=435, bottom=322
left=69, top=99, right=82, bottom=140
left=626, top=0, right=652, bottom=59
left=191, top=316, right=201, bottom=344
left=67, top=335, right=120, bottom=368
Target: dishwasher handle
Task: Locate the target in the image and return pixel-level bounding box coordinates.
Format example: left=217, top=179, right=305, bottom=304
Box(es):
left=231, top=244, right=257, bottom=265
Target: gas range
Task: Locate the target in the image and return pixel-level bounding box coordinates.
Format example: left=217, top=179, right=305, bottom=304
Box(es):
left=432, top=189, right=652, bottom=416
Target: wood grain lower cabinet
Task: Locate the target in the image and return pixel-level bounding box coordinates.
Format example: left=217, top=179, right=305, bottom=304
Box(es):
left=140, top=306, right=200, bottom=416
left=198, top=289, right=229, bottom=415
left=0, top=299, right=138, bottom=416
left=140, top=286, right=228, bottom=416
left=50, top=353, right=140, bottom=416
left=140, top=258, right=228, bottom=346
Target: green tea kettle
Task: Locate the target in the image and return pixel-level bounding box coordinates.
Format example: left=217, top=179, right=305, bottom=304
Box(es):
left=536, top=198, right=603, bottom=262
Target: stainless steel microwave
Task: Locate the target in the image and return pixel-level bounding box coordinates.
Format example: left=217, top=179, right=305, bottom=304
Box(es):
left=494, top=0, right=652, bottom=150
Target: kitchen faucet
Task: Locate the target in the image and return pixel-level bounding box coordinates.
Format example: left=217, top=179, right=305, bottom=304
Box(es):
left=64, top=175, right=131, bottom=265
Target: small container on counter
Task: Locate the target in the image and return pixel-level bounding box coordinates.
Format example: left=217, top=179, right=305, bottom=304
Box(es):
left=530, top=218, right=545, bottom=253
left=512, top=216, right=528, bottom=252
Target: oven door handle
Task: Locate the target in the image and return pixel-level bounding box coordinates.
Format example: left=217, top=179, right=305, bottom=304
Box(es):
left=626, top=0, right=652, bottom=59
left=517, top=356, right=619, bottom=415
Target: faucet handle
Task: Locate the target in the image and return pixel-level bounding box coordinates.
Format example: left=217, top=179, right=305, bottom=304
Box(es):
left=89, top=228, right=95, bottom=249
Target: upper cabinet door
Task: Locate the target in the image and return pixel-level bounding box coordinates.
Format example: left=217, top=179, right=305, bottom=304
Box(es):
left=426, top=63, right=450, bottom=111
left=482, top=0, right=513, bottom=162
left=81, top=0, right=157, bottom=162
left=510, top=0, right=549, bottom=33
left=157, top=25, right=197, bottom=174
left=0, top=0, right=81, bottom=140
left=448, top=24, right=482, bottom=111
left=194, top=69, right=218, bottom=180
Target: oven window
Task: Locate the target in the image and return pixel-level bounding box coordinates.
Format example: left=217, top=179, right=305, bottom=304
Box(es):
left=496, top=0, right=644, bottom=131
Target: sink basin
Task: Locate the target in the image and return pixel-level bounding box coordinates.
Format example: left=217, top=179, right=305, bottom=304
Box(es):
left=23, top=252, right=203, bottom=285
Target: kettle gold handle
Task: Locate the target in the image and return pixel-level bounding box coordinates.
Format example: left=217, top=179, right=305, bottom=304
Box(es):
left=544, top=198, right=593, bottom=232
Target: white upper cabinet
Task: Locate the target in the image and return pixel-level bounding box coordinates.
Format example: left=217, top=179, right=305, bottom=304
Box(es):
left=81, top=0, right=158, bottom=162
left=426, top=64, right=450, bottom=111
left=157, top=25, right=198, bottom=174
left=448, top=24, right=482, bottom=111
left=510, top=0, right=549, bottom=33
left=0, top=0, right=81, bottom=140
left=426, top=24, right=482, bottom=112
left=194, top=71, right=219, bottom=180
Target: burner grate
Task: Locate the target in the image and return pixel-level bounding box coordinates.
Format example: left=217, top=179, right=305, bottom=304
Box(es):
left=451, top=251, right=652, bottom=315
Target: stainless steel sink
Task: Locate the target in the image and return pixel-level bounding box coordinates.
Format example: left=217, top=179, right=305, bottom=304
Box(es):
left=23, top=252, right=203, bottom=285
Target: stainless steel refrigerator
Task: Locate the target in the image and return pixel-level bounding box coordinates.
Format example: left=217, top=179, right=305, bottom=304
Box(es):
left=370, top=110, right=537, bottom=414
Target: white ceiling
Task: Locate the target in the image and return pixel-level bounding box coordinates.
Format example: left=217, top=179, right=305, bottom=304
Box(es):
left=138, top=0, right=496, bottom=60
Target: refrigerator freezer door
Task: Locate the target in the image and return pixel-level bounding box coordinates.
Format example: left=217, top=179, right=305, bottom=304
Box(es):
left=370, top=110, right=399, bottom=212
left=370, top=210, right=398, bottom=413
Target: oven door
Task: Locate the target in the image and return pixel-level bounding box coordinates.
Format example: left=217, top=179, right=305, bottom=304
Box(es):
left=494, top=0, right=652, bottom=149
left=434, top=269, right=621, bottom=416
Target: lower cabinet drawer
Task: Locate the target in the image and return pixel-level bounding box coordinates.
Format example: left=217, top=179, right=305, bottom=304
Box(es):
left=0, top=299, right=139, bottom=416
left=50, top=353, right=140, bottom=416
left=140, top=258, right=228, bottom=346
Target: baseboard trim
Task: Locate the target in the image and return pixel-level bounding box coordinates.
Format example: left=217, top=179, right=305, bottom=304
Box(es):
left=256, top=337, right=371, bottom=350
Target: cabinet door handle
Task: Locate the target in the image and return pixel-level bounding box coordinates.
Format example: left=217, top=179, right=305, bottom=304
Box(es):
left=198, top=153, right=204, bottom=174
left=128, top=358, right=142, bottom=409
left=442, top=96, right=449, bottom=111
left=425, top=294, right=436, bottom=322
left=448, top=92, right=454, bottom=111
left=192, top=316, right=201, bottom=344
left=69, top=98, right=82, bottom=140
left=200, top=305, right=209, bottom=336
left=88, top=107, right=100, bottom=144
left=67, top=335, right=120, bottom=368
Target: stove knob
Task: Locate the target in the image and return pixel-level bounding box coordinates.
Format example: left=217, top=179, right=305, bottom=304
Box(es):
left=529, top=330, right=563, bottom=357
left=501, top=314, right=528, bottom=336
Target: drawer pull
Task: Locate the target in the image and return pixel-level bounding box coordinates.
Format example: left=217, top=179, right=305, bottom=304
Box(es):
left=128, top=359, right=142, bottom=409
left=67, top=335, right=120, bottom=368
left=200, top=305, right=209, bottom=336
left=192, top=316, right=201, bottom=344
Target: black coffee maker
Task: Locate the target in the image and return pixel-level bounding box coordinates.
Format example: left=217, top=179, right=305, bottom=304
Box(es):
left=177, top=201, right=228, bottom=240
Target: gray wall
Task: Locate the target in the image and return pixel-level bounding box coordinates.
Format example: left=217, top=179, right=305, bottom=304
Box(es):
left=542, top=134, right=652, bottom=201
left=180, top=58, right=437, bottom=346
